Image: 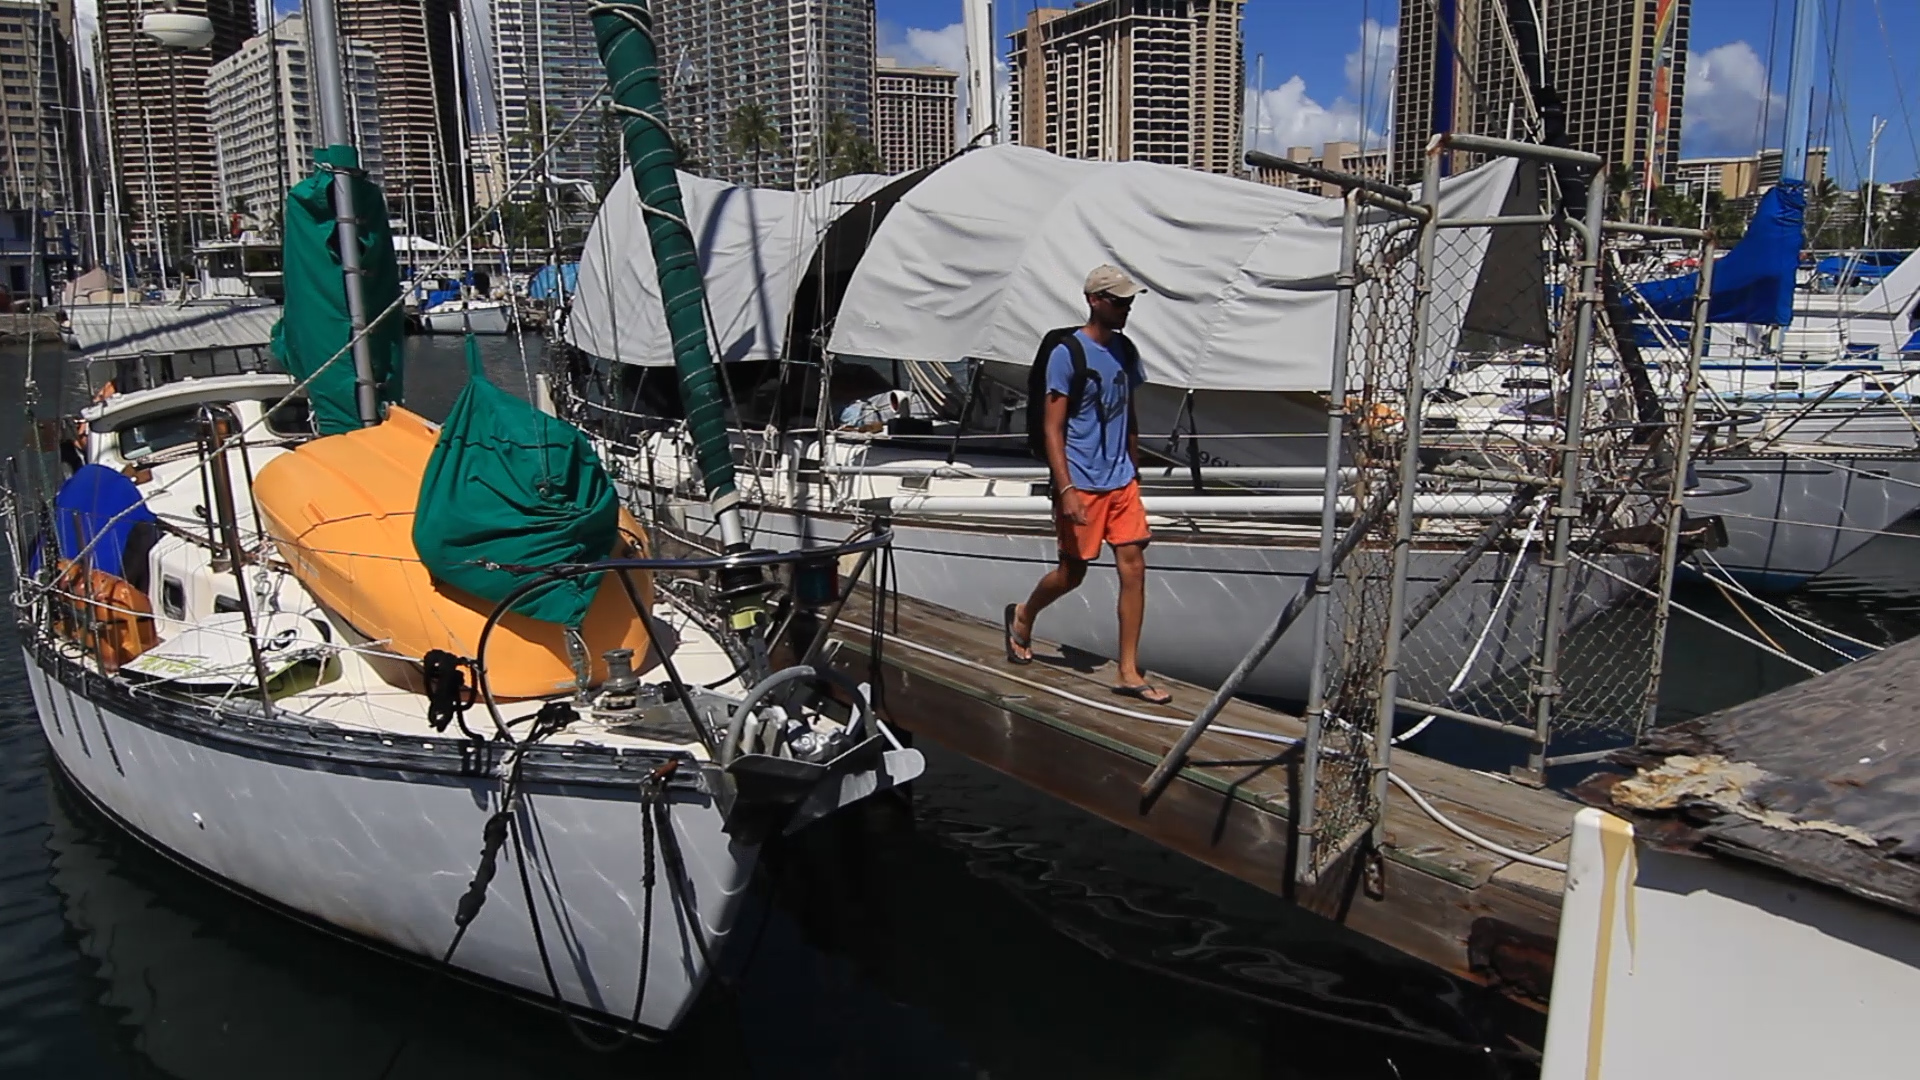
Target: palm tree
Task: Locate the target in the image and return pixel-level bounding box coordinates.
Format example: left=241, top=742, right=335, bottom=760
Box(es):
left=728, top=103, right=781, bottom=188
left=819, top=111, right=882, bottom=180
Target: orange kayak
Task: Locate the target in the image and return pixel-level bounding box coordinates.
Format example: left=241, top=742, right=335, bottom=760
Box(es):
left=254, top=407, right=654, bottom=699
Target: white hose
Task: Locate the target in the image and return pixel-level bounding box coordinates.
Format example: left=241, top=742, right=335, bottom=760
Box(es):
left=838, top=617, right=1570, bottom=873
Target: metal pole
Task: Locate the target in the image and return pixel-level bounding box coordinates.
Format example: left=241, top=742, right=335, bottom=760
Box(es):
left=1365, top=150, right=1443, bottom=847
left=202, top=410, right=276, bottom=710
left=303, top=0, right=381, bottom=426
left=1524, top=168, right=1609, bottom=783
left=1639, top=238, right=1714, bottom=737
left=1780, top=0, right=1820, bottom=184
left=1291, top=189, right=1362, bottom=881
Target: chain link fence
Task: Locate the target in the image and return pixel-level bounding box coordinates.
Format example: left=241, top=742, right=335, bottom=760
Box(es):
left=1291, top=138, right=1714, bottom=883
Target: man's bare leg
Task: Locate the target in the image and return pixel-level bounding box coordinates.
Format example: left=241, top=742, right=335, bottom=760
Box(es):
left=1112, top=542, right=1166, bottom=699
left=1011, top=556, right=1087, bottom=662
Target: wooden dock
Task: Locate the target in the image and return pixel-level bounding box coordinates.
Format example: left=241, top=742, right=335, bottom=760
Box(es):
left=813, top=592, right=1583, bottom=1008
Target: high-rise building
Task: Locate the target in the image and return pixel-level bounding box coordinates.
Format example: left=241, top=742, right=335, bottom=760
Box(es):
left=651, top=0, right=877, bottom=190
left=492, top=0, right=610, bottom=197
left=0, top=0, right=82, bottom=294
left=1391, top=0, right=1689, bottom=189
left=338, top=0, right=459, bottom=239
left=98, top=0, right=254, bottom=263
left=873, top=57, right=955, bottom=173
left=207, top=16, right=384, bottom=231
left=1007, top=0, right=1244, bottom=175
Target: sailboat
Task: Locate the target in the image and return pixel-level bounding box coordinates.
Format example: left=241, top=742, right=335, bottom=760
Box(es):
left=8, top=0, right=918, bottom=1038
left=420, top=6, right=512, bottom=336
left=554, top=138, right=1683, bottom=726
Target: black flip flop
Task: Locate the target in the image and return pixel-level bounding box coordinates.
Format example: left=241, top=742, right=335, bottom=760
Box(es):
left=1113, top=682, right=1173, bottom=706
left=1004, top=604, right=1033, bottom=665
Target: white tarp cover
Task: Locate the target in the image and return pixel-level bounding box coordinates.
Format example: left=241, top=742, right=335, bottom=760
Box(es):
left=1853, top=247, right=1920, bottom=326
left=569, top=169, right=895, bottom=365
left=826, top=145, right=1521, bottom=392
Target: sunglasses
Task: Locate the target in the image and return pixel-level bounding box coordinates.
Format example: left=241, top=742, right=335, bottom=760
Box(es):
left=1097, top=292, right=1136, bottom=308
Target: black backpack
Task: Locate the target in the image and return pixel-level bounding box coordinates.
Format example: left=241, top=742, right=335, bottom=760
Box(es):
left=1024, top=327, right=1140, bottom=462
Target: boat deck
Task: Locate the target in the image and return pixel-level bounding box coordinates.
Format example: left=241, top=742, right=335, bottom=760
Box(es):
left=816, top=590, right=1583, bottom=1008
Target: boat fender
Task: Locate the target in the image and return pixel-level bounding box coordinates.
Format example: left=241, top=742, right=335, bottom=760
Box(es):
left=421, top=649, right=476, bottom=734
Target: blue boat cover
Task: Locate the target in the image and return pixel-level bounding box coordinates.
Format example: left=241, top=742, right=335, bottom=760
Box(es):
left=528, top=263, right=578, bottom=301
left=51, top=464, right=156, bottom=578
left=1635, top=181, right=1805, bottom=326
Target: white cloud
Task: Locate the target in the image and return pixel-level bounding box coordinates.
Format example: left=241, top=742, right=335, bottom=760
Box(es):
left=1681, top=41, right=1782, bottom=157
left=878, top=21, right=1008, bottom=149
left=1256, top=19, right=1397, bottom=156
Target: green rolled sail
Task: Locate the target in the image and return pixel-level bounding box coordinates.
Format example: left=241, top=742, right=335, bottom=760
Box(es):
left=273, top=144, right=405, bottom=435
left=590, top=2, right=738, bottom=509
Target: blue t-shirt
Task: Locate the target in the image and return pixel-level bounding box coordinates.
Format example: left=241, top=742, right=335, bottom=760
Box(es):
left=1046, top=330, right=1141, bottom=493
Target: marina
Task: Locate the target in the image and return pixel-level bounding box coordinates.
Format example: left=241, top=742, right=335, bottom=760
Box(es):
left=3, top=0, right=1920, bottom=1073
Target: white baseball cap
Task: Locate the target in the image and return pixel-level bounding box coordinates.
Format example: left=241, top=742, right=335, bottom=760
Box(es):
left=1083, top=264, right=1147, bottom=298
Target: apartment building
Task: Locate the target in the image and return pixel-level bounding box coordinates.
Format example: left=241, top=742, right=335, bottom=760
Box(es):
left=1392, top=0, right=1689, bottom=188
left=98, top=0, right=254, bottom=258
left=338, top=0, right=459, bottom=239
left=1673, top=147, right=1828, bottom=202
left=1008, top=0, right=1244, bottom=175
left=1253, top=141, right=1391, bottom=195
left=492, top=0, right=608, bottom=196
left=874, top=57, right=956, bottom=173
left=652, top=0, right=877, bottom=189
left=207, top=16, right=384, bottom=230
left=0, top=0, right=83, bottom=295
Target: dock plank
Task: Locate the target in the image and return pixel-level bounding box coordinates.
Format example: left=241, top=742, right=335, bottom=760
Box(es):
left=820, top=591, right=1580, bottom=1005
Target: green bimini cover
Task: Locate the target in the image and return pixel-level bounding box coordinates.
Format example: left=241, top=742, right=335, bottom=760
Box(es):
left=273, top=144, right=405, bottom=435
left=412, top=338, right=619, bottom=627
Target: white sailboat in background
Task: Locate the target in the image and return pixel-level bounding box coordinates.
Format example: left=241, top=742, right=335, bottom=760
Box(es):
left=420, top=3, right=512, bottom=335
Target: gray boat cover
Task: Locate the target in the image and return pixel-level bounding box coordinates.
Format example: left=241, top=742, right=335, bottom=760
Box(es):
left=568, top=169, right=893, bottom=366
left=826, top=145, right=1521, bottom=393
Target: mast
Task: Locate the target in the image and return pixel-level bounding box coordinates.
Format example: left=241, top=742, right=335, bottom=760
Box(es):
left=303, top=0, right=382, bottom=426
left=451, top=12, right=476, bottom=291
left=591, top=1, right=748, bottom=552
left=1779, top=0, right=1820, bottom=186
left=962, top=0, right=995, bottom=144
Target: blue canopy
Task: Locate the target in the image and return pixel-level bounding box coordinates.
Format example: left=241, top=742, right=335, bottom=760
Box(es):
left=52, top=464, right=156, bottom=578
left=528, top=262, right=578, bottom=301
left=1635, top=181, right=1805, bottom=326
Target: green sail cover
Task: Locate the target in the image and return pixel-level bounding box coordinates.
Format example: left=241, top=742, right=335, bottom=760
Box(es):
left=412, top=339, right=619, bottom=627
left=591, top=2, right=737, bottom=508
left=273, top=145, right=405, bottom=435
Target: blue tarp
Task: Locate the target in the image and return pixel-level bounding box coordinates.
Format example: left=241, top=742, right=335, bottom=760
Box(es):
left=528, top=262, right=578, bottom=301
left=51, top=465, right=156, bottom=578
left=1635, top=181, right=1805, bottom=326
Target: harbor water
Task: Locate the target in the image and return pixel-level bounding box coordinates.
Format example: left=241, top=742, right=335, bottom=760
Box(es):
left=3, top=336, right=1916, bottom=1078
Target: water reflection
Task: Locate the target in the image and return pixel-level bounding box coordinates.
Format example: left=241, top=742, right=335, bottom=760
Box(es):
left=41, top=744, right=1527, bottom=1080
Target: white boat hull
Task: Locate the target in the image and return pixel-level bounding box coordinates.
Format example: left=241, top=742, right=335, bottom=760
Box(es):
left=23, top=643, right=751, bottom=1034
left=649, top=496, right=1646, bottom=705
left=1686, top=451, right=1920, bottom=591
left=420, top=302, right=513, bottom=335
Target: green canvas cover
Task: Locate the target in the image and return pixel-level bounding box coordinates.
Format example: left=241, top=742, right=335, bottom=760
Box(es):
left=273, top=145, right=405, bottom=435
left=412, top=338, right=619, bottom=627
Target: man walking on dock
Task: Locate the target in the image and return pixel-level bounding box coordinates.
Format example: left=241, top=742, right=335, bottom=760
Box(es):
left=1005, top=265, right=1170, bottom=705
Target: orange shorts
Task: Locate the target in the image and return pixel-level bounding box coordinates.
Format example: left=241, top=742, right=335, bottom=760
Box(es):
left=1055, top=479, right=1151, bottom=562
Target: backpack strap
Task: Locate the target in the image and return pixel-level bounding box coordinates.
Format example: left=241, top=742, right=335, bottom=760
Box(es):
left=1058, top=332, right=1091, bottom=417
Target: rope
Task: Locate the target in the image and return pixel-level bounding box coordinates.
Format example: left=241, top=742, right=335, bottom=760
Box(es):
left=1571, top=553, right=1823, bottom=675
left=1393, top=504, right=1543, bottom=745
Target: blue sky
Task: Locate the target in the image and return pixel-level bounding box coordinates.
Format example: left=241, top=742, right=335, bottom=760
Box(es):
left=876, top=0, right=1920, bottom=186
